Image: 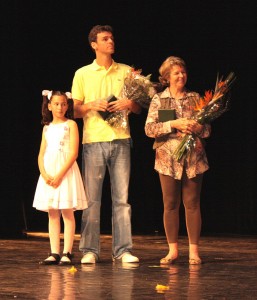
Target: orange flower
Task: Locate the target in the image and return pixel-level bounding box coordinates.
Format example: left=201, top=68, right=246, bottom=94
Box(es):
left=173, top=72, right=236, bottom=162
left=212, top=80, right=228, bottom=101
left=204, top=90, right=213, bottom=102
left=218, top=81, right=225, bottom=88
left=194, top=90, right=213, bottom=111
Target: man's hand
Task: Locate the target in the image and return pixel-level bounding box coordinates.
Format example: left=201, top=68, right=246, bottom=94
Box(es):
left=73, top=99, right=108, bottom=118
left=88, top=99, right=109, bottom=111
left=107, top=98, right=131, bottom=112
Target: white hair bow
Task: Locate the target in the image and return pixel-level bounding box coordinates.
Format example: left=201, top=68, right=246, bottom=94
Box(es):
left=42, top=90, right=72, bottom=100
left=65, top=92, right=72, bottom=99
left=42, top=90, right=52, bottom=100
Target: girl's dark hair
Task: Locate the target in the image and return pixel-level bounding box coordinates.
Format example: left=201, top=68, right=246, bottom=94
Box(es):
left=41, top=91, right=74, bottom=125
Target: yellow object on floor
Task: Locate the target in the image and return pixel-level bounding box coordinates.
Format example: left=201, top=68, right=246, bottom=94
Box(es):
left=68, top=266, right=77, bottom=273
left=155, top=284, right=169, bottom=291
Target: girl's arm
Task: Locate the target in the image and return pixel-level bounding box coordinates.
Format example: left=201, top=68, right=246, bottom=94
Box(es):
left=38, top=128, right=53, bottom=185
left=50, top=120, right=79, bottom=188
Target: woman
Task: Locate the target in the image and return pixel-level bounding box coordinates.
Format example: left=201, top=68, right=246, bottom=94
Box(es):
left=145, top=56, right=211, bottom=265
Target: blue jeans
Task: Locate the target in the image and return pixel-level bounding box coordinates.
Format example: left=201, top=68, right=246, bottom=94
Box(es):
left=79, top=139, right=133, bottom=258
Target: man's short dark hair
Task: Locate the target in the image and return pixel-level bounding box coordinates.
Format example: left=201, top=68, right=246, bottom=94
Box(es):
left=88, top=25, right=113, bottom=45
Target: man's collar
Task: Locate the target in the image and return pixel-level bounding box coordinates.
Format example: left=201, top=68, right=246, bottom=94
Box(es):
left=91, top=59, right=118, bottom=70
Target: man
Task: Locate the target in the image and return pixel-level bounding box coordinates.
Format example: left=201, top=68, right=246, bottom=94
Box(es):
left=71, top=25, right=141, bottom=264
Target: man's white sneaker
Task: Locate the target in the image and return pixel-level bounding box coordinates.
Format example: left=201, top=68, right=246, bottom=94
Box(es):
left=81, top=252, right=98, bottom=264
left=114, top=252, right=139, bottom=263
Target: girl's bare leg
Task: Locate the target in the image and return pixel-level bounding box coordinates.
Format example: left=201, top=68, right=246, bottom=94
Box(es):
left=48, top=209, right=61, bottom=254
left=41, top=209, right=61, bottom=263
left=62, top=209, right=75, bottom=254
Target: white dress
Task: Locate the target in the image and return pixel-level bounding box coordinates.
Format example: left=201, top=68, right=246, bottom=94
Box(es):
left=33, top=120, right=88, bottom=212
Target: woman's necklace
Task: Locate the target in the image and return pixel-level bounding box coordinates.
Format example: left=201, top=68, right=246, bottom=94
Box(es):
left=170, top=89, right=185, bottom=100
left=170, top=90, right=186, bottom=118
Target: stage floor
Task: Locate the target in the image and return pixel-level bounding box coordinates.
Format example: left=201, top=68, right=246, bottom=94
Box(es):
left=0, top=233, right=257, bottom=299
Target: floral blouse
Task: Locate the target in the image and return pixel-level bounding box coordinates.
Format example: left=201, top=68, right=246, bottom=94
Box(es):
left=145, top=88, right=211, bottom=179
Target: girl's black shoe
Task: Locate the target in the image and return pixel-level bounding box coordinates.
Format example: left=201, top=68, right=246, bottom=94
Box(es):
left=59, top=252, right=73, bottom=265
left=39, top=253, right=60, bottom=265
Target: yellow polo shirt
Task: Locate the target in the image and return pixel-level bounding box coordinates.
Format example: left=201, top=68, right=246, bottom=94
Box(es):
left=72, top=60, right=131, bottom=144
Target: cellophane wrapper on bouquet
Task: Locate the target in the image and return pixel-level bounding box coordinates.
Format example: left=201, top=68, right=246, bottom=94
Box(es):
left=173, top=72, right=237, bottom=162
left=105, top=68, right=156, bottom=130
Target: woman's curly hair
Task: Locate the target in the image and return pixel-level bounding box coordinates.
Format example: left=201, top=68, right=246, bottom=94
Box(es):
left=159, top=56, right=187, bottom=87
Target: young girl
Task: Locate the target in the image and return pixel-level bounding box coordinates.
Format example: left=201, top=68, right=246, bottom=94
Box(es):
left=33, top=90, right=88, bottom=265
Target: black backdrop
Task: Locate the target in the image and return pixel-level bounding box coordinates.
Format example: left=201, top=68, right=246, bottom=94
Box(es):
left=1, top=0, right=256, bottom=237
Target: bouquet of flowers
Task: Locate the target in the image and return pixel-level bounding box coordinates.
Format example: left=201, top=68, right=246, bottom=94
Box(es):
left=106, top=68, right=155, bottom=129
left=173, top=72, right=237, bottom=161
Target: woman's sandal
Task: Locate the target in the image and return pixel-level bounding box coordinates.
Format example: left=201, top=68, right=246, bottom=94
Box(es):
left=189, top=258, right=202, bottom=265
left=39, top=253, right=60, bottom=265
left=59, top=252, right=73, bottom=266
left=160, top=256, right=178, bottom=265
